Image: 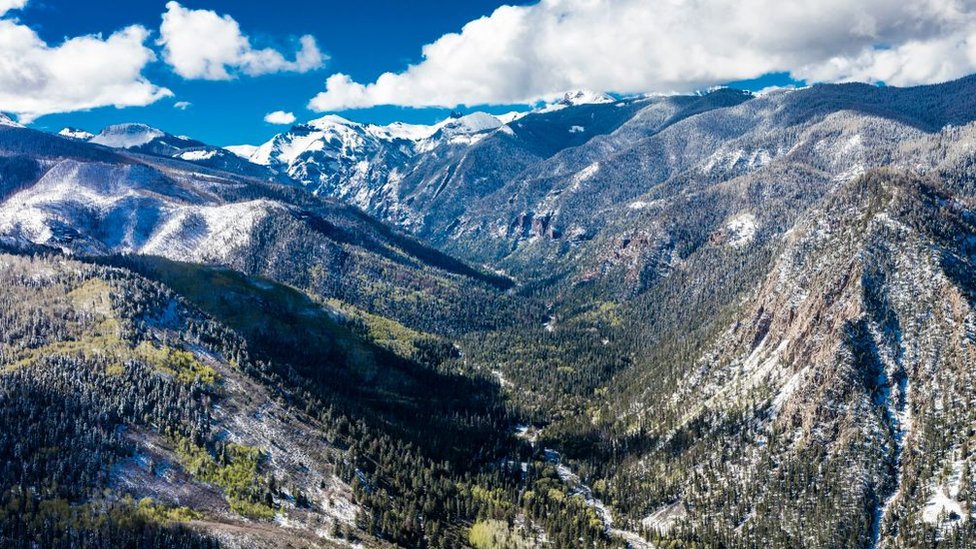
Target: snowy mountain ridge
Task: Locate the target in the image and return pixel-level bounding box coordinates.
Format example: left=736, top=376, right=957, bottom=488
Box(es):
left=90, top=123, right=166, bottom=149
left=0, top=113, right=22, bottom=128
left=58, top=127, right=95, bottom=140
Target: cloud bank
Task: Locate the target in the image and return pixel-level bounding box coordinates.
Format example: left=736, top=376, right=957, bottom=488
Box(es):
left=0, top=14, right=170, bottom=122
left=0, top=0, right=26, bottom=17
left=310, top=0, right=976, bottom=111
left=159, top=1, right=325, bottom=80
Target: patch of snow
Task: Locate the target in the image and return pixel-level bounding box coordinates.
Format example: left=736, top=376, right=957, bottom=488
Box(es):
left=642, top=501, right=687, bottom=534
left=726, top=213, right=758, bottom=247
left=514, top=425, right=540, bottom=445
left=446, top=132, right=491, bottom=147
left=176, top=149, right=218, bottom=161
left=543, top=315, right=556, bottom=332
left=497, top=111, right=529, bottom=123
left=58, top=127, right=93, bottom=140
left=771, top=369, right=803, bottom=412
left=492, top=369, right=511, bottom=388
left=922, top=487, right=964, bottom=525
left=571, top=163, right=600, bottom=189
left=225, top=144, right=258, bottom=159
left=569, top=125, right=585, bottom=133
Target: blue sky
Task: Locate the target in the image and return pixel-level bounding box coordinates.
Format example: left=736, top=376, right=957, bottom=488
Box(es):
left=8, top=0, right=807, bottom=146
left=18, top=0, right=541, bottom=145
left=6, top=1, right=960, bottom=148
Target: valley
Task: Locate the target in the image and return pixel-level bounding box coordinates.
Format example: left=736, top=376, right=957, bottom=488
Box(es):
left=3, top=76, right=976, bottom=549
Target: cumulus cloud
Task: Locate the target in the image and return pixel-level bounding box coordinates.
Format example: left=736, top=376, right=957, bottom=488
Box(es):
left=0, top=0, right=26, bottom=17
left=0, top=9, right=171, bottom=122
left=263, top=110, right=296, bottom=125
left=309, top=0, right=976, bottom=111
left=159, top=1, right=325, bottom=80
left=173, top=101, right=191, bottom=110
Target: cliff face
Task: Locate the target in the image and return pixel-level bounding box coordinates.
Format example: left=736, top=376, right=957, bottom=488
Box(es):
left=608, top=172, right=976, bottom=547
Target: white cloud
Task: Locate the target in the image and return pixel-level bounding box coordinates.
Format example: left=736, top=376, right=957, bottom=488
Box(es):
left=263, top=110, right=296, bottom=125
left=795, top=31, right=976, bottom=86
left=173, top=100, right=192, bottom=110
left=309, top=0, right=976, bottom=111
left=0, top=10, right=171, bottom=122
left=0, top=0, right=26, bottom=17
left=159, top=1, right=325, bottom=80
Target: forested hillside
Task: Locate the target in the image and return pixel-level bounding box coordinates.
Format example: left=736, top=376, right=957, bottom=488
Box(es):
left=4, top=76, right=976, bottom=548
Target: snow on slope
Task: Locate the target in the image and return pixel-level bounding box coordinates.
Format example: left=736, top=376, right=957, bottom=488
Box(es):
left=58, top=128, right=94, bottom=140
left=0, top=158, right=278, bottom=262
left=225, top=144, right=259, bottom=159
left=176, top=149, right=218, bottom=161
left=561, top=89, right=616, bottom=105
left=249, top=111, right=506, bottom=169
left=496, top=111, right=529, bottom=124
left=90, top=123, right=165, bottom=149
left=435, top=112, right=503, bottom=135
left=138, top=199, right=280, bottom=262
left=540, top=90, right=616, bottom=112
left=367, top=121, right=438, bottom=141
left=0, top=114, right=22, bottom=128
left=725, top=213, right=758, bottom=247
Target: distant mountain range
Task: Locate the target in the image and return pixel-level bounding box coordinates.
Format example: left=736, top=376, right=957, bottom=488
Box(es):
left=4, top=77, right=976, bottom=547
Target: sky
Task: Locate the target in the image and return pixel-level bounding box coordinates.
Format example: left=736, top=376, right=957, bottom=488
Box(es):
left=2, top=0, right=976, bottom=146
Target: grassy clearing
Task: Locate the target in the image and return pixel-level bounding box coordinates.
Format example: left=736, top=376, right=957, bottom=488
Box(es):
left=134, top=342, right=218, bottom=385
left=326, top=298, right=434, bottom=359
left=468, top=519, right=536, bottom=549
left=136, top=498, right=202, bottom=523
left=6, top=278, right=218, bottom=386
left=171, top=435, right=274, bottom=520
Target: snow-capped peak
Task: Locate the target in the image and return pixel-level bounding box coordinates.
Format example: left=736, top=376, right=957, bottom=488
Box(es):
left=496, top=111, right=529, bottom=124
left=434, top=112, right=503, bottom=136
left=0, top=114, right=22, bottom=128
left=307, top=114, right=360, bottom=131
left=250, top=110, right=509, bottom=169
left=225, top=144, right=259, bottom=159
left=90, top=123, right=166, bottom=149
left=538, top=90, right=616, bottom=113
left=58, top=128, right=94, bottom=141
left=366, top=121, right=439, bottom=141
left=559, top=89, right=615, bottom=106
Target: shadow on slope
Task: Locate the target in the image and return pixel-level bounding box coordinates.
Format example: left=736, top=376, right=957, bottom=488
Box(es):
left=106, top=255, right=513, bottom=463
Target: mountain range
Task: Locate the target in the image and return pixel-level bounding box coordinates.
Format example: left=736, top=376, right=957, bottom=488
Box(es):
left=3, top=77, right=976, bottom=548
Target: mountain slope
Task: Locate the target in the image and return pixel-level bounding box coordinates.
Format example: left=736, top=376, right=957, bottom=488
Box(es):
left=9, top=75, right=976, bottom=549
left=261, top=78, right=976, bottom=296
left=439, top=78, right=976, bottom=283
left=544, top=171, right=976, bottom=548
left=78, top=123, right=285, bottom=182
left=0, top=123, right=516, bottom=335
left=0, top=252, right=372, bottom=547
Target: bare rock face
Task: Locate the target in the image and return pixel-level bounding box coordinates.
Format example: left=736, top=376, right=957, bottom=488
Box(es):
left=618, top=171, right=976, bottom=547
